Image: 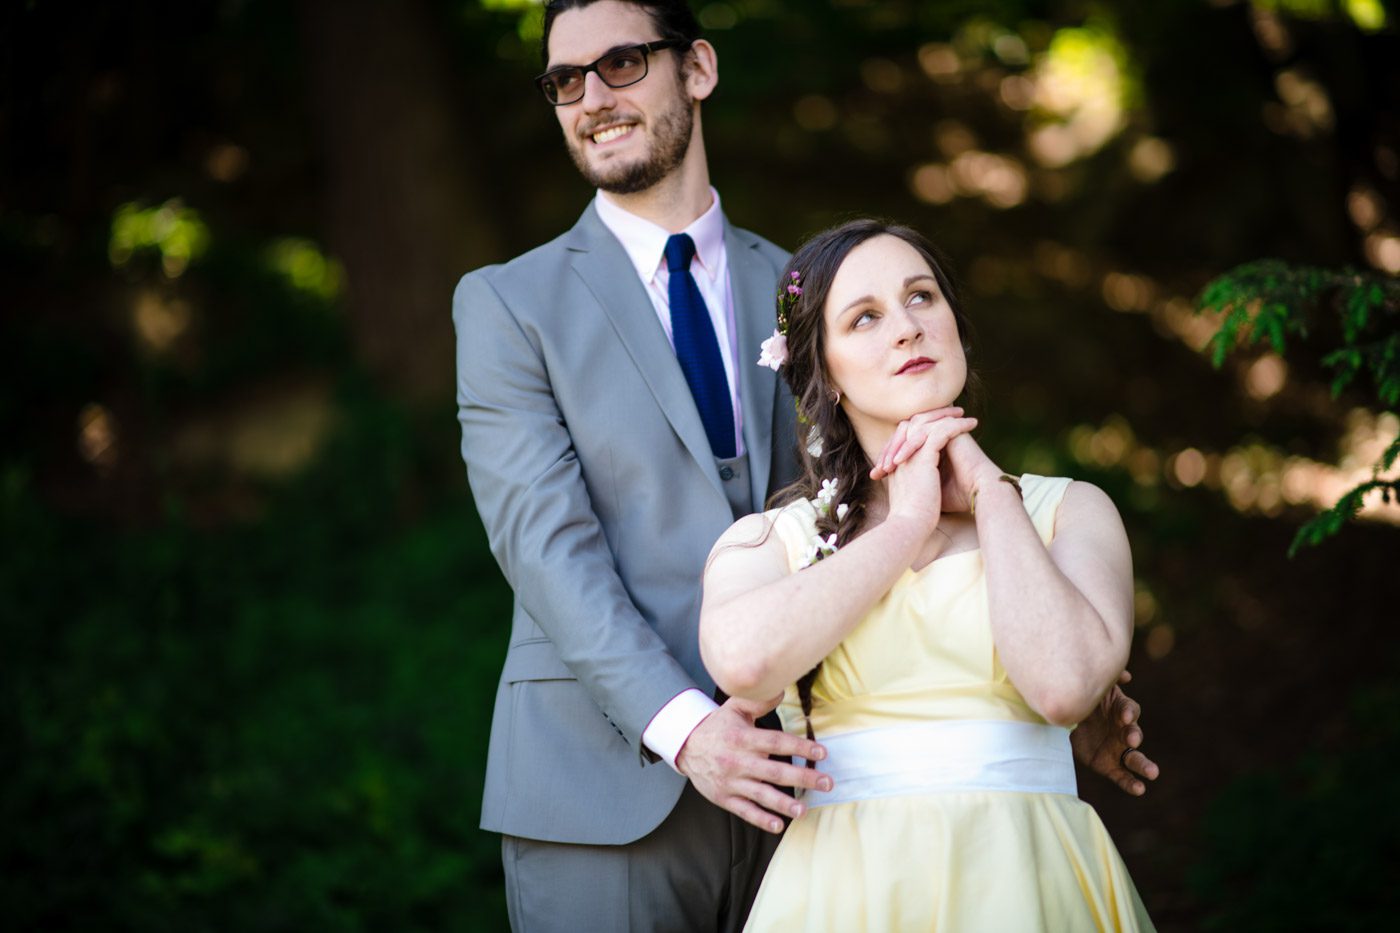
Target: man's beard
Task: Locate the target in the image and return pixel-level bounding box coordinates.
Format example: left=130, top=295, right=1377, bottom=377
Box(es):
left=568, top=94, right=694, bottom=195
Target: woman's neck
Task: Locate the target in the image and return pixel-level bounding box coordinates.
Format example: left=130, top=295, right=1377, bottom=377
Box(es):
left=860, top=480, right=891, bottom=523
left=846, top=410, right=897, bottom=468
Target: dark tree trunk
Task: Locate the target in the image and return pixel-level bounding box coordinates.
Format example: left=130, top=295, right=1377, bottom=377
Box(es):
left=300, top=0, right=498, bottom=402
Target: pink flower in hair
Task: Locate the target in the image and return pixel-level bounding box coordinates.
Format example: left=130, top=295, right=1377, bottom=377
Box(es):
left=757, top=330, right=788, bottom=371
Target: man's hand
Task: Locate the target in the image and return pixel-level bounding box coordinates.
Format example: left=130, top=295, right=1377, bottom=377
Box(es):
left=675, top=695, right=832, bottom=834
left=1071, top=670, right=1160, bottom=796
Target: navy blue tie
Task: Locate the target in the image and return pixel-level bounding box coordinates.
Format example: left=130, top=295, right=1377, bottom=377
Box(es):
left=665, top=233, right=735, bottom=459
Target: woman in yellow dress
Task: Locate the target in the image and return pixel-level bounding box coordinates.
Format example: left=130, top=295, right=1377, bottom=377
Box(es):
left=700, top=219, right=1154, bottom=931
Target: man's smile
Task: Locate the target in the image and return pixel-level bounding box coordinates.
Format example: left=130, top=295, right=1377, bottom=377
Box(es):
left=585, top=121, right=638, bottom=146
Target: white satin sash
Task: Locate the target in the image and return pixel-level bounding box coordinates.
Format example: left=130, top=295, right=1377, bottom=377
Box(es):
left=800, top=719, right=1077, bottom=808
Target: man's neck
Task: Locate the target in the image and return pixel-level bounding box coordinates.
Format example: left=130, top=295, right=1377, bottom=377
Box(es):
left=598, top=138, right=714, bottom=232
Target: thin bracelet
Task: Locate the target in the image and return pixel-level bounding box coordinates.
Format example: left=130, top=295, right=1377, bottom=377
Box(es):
left=970, top=473, right=1023, bottom=516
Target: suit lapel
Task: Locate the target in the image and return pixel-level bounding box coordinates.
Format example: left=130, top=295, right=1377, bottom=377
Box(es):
left=727, top=224, right=779, bottom=508
left=566, top=206, right=725, bottom=498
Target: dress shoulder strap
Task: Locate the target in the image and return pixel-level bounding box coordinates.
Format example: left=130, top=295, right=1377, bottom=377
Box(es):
left=1017, top=473, right=1074, bottom=547
left=766, top=498, right=822, bottom=573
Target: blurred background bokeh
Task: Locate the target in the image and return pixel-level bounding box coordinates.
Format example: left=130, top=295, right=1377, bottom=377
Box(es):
left=4, top=0, right=1399, bottom=929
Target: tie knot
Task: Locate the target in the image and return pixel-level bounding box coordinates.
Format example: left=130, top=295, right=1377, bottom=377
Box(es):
left=664, top=233, right=696, bottom=273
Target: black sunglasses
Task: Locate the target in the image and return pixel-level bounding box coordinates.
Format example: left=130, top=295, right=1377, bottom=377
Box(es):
left=535, top=40, right=688, bottom=106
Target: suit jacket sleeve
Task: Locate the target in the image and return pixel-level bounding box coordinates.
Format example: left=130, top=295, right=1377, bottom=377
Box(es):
left=453, top=269, right=701, bottom=761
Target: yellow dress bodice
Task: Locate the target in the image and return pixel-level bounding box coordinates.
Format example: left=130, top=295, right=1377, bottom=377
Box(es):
left=742, top=475, right=1154, bottom=932
left=768, top=474, right=1072, bottom=741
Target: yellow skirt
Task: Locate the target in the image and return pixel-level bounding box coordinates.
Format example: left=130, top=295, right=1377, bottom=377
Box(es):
left=744, top=791, right=1154, bottom=932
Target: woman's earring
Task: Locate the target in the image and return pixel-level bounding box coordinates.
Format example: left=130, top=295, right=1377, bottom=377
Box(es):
left=829, top=388, right=842, bottom=404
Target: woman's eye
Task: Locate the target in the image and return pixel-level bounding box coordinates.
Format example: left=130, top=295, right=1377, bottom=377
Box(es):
left=908, top=290, right=933, bottom=306
left=853, top=310, right=876, bottom=328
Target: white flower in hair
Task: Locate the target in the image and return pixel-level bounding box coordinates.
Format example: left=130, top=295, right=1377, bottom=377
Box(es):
left=815, top=477, right=839, bottom=516
left=802, top=532, right=838, bottom=567
left=836, top=503, right=849, bottom=521
left=757, top=331, right=788, bottom=371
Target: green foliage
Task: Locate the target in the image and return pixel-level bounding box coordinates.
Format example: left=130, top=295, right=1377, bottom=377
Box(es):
left=1190, top=676, right=1400, bottom=930
left=1198, top=260, right=1400, bottom=555
left=109, top=199, right=211, bottom=278
left=0, top=399, right=512, bottom=931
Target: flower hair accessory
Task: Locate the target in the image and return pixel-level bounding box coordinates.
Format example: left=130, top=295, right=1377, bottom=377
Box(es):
left=794, top=476, right=849, bottom=568
left=802, top=533, right=838, bottom=567
left=813, top=477, right=850, bottom=520
left=757, top=270, right=802, bottom=371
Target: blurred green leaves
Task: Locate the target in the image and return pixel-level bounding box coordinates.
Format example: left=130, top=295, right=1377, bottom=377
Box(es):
left=267, top=238, right=345, bottom=304
left=477, top=0, right=545, bottom=42
left=1253, top=0, right=1389, bottom=32
left=1028, top=21, right=1137, bottom=164
left=1, top=400, right=510, bottom=930
left=1198, top=260, right=1400, bottom=553
left=109, top=200, right=210, bottom=279
left=1191, top=675, right=1400, bottom=931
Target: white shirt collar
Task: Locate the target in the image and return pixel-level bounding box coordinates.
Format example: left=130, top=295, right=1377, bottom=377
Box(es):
left=594, top=187, right=725, bottom=284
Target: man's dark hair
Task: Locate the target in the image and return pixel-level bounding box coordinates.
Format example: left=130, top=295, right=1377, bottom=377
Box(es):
left=540, top=0, right=702, bottom=67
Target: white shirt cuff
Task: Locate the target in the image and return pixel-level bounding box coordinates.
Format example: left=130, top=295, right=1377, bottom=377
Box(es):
left=642, top=688, right=718, bottom=772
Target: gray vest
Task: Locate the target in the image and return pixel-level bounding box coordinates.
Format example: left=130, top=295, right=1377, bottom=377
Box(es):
left=716, top=451, right=754, bottom=519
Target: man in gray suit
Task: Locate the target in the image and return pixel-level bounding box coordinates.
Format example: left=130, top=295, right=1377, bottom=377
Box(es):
left=453, top=2, right=1157, bottom=930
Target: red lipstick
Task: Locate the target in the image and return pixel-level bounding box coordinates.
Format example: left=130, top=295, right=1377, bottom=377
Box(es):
left=896, top=357, right=936, bottom=375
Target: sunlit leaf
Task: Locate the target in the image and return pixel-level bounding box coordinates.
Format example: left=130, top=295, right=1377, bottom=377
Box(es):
left=109, top=199, right=211, bottom=279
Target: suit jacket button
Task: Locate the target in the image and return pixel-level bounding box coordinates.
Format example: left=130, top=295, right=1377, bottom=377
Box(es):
left=719, top=465, right=735, bottom=481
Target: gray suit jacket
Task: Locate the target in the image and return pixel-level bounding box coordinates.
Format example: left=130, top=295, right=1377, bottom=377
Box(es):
left=453, top=202, right=797, bottom=844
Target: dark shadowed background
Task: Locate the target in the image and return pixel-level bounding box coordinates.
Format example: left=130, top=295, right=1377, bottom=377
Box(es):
left=4, top=1, right=1399, bottom=929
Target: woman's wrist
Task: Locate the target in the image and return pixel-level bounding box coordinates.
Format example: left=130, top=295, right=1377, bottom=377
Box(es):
left=970, top=471, right=1022, bottom=516
left=878, top=510, right=937, bottom=556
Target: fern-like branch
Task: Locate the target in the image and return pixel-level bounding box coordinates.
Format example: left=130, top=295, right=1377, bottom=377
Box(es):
left=1197, top=260, right=1400, bottom=554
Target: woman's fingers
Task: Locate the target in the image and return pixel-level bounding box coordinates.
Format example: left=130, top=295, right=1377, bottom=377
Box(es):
left=906, top=406, right=964, bottom=424
left=900, top=417, right=978, bottom=469
left=868, top=406, right=968, bottom=476
left=879, top=411, right=968, bottom=476
left=871, top=408, right=970, bottom=480
left=874, top=429, right=924, bottom=479
left=927, top=416, right=977, bottom=454
left=883, top=421, right=910, bottom=474
left=871, top=421, right=907, bottom=479
left=887, top=428, right=926, bottom=472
